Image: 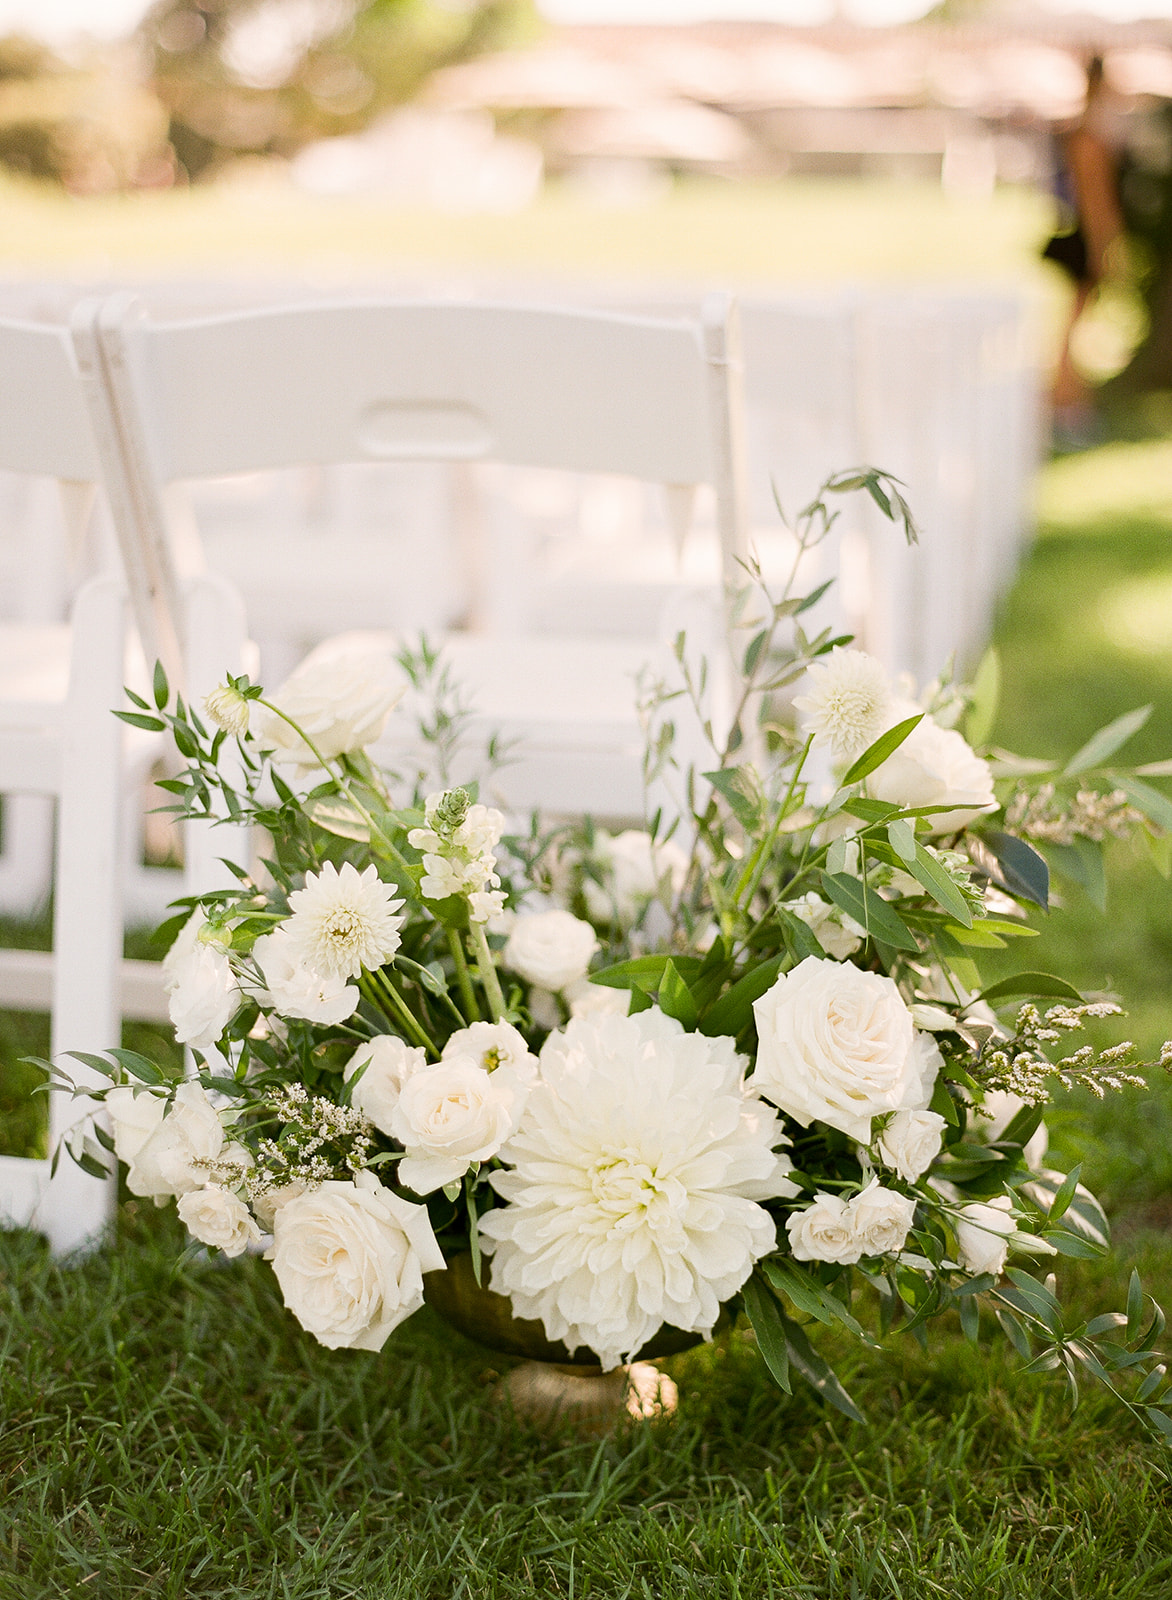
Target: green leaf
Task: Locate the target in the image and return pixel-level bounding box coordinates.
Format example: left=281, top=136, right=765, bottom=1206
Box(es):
left=590, top=955, right=702, bottom=991
left=977, top=831, right=1049, bottom=910
left=886, top=818, right=917, bottom=864
left=152, top=660, right=169, bottom=711
left=776, top=906, right=825, bottom=963
left=699, top=954, right=786, bottom=1038
left=1041, top=1230, right=1104, bottom=1259
left=821, top=871, right=919, bottom=952
left=1142, top=1407, right=1172, bottom=1444
left=1127, top=1270, right=1145, bottom=1341
left=1047, top=1162, right=1082, bottom=1224
left=115, top=710, right=167, bottom=733
left=761, top=1259, right=865, bottom=1338
left=842, top=715, right=924, bottom=785
left=1115, top=775, right=1172, bottom=834
left=958, top=1292, right=980, bottom=1342
left=778, top=1309, right=865, bottom=1423
left=1046, top=838, right=1107, bottom=913
left=1064, top=704, right=1152, bottom=776
left=106, top=1047, right=167, bottom=1086
left=905, top=842, right=973, bottom=927
left=657, top=960, right=699, bottom=1029
left=840, top=798, right=902, bottom=825
left=995, top=1102, right=1045, bottom=1152
left=702, top=766, right=764, bottom=828
left=974, top=972, right=1083, bottom=1006
left=966, top=647, right=1000, bottom=751
left=742, top=1274, right=791, bottom=1395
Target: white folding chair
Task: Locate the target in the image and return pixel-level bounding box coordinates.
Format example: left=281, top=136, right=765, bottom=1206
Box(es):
left=89, top=294, right=750, bottom=819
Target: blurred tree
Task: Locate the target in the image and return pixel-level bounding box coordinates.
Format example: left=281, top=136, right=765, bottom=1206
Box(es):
left=1107, top=100, right=1172, bottom=395
left=142, top=0, right=538, bottom=181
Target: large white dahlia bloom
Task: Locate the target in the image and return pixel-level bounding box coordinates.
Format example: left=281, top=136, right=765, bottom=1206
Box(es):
left=479, top=1007, right=799, bottom=1371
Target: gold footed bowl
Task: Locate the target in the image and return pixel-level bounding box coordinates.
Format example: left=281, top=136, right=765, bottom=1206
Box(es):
left=424, top=1253, right=691, bottom=1431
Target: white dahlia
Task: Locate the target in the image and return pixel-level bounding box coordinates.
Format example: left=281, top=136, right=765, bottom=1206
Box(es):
left=793, top=647, right=892, bottom=763
left=479, top=1008, right=799, bottom=1371
left=283, top=862, right=404, bottom=982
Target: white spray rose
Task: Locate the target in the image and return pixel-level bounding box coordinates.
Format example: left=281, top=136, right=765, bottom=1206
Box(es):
left=849, top=1179, right=917, bottom=1256
left=390, top=1057, right=528, bottom=1195
left=581, top=830, right=688, bottom=927
left=786, top=1192, right=863, bottom=1265
left=875, top=1108, right=947, bottom=1182
left=442, top=1021, right=538, bottom=1082
left=268, top=1169, right=445, bottom=1351
left=177, top=1184, right=262, bottom=1257
left=125, top=1081, right=226, bottom=1203
left=750, top=956, right=936, bottom=1143
left=106, top=1086, right=166, bottom=1166
left=162, top=912, right=239, bottom=1049
left=257, top=641, right=403, bottom=768
left=868, top=701, right=996, bottom=834
left=784, top=892, right=865, bottom=959
left=253, top=927, right=359, bottom=1025
left=504, top=910, right=597, bottom=993
left=954, top=1195, right=1016, bottom=1277
left=343, top=1035, right=427, bottom=1135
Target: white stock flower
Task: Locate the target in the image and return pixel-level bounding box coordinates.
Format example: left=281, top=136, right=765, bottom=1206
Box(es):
left=869, top=701, right=997, bottom=834
left=787, top=1180, right=916, bottom=1263
left=750, top=957, right=937, bottom=1143
left=202, top=682, right=250, bottom=737
left=177, top=1184, right=262, bottom=1257
left=106, top=1086, right=166, bottom=1166
left=977, top=1089, right=1048, bottom=1170
left=954, top=1195, right=1016, bottom=1277
left=443, top=1021, right=538, bottom=1082
left=284, top=862, right=403, bottom=982
left=162, top=912, right=239, bottom=1049
left=793, top=648, right=892, bottom=762
left=504, top=910, right=597, bottom=993
left=480, top=1008, right=797, bottom=1371
left=252, top=927, right=360, bottom=1025
left=785, top=892, right=865, bottom=959
left=581, top=830, right=688, bottom=927
left=257, top=642, right=403, bottom=768
left=391, top=1057, right=529, bottom=1195
left=875, top=1108, right=947, bottom=1182
left=408, top=790, right=506, bottom=922
left=268, top=1169, right=445, bottom=1351
left=343, top=1034, right=428, bottom=1135
left=125, top=1081, right=226, bottom=1203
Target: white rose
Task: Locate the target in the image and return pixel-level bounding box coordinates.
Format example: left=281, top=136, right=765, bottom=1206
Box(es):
left=106, top=1086, right=166, bottom=1165
left=250, top=1178, right=307, bottom=1232
left=268, top=1169, right=445, bottom=1350
left=849, top=1178, right=917, bottom=1256
left=257, top=641, right=404, bottom=768
left=162, top=913, right=239, bottom=1049
left=581, top=830, right=688, bottom=926
left=869, top=701, right=997, bottom=834
left=504, top=910, right=597, bottom=992
left=750, top=956, right=934, bottom=1143
left=564, top=976, right=630, bottom=1020
left=252, top=928, right=359, bottom=1025
left=443, top=1021, right=539, bottom=1082
left=875, top=1108, right=947, bottom=1182
left=785, top=892, right=865, bottom=959
left=126, top=1081, right=225, bottom=1203
left=977, top=1089, right=1048, bottom=1170
left=787, top=1192, right=863, bottom=1264
left=391, top=1057, right=528, bottom=1195
left=177, top=1184, right=262, bottom=1257
left=954, top=1195, right=1016, bottom=1276
left=343, top=1034, right=427, bottom=1135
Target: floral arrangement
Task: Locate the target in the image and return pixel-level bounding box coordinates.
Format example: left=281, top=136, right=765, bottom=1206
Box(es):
left=51, top=470, right=1172, bottom=1439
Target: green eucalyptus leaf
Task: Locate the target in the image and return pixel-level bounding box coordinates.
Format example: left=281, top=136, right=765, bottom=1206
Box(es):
left=1064, top=704, right=1152, bottom=776
left=842, top=714, right=924, bottom=785
left=820, top=871, right=919, bottom=952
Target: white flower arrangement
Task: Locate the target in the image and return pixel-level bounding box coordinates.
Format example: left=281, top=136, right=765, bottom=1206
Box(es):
left=50, top=468, right=1172, bottom=1438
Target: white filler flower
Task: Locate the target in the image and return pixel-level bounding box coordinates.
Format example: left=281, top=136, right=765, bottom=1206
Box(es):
left=268, top=1169, right=445, bottom=1351
left=793, top=648, right=892, bottom=762
left=284, top=862, right=404, bottom=982
left=479, top=1008, right=798, bottom=1371
left=503, top=909, right=598, bottom=993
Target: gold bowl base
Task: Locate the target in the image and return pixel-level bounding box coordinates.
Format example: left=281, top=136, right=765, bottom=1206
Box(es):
left=498, top=1360, right=679, bottom=1434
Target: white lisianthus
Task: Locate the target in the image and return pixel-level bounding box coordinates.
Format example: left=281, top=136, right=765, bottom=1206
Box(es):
left=954, top=1195, right=1016, bottom=1277
left=480, top=1008, right=798, bottom=1371
left=267, top=1169, right=445, bottom=1351
left=105, top=1086, right=166, bottom=1165
left=793, top=648, right=892, bottom=762
left=162, top=912, right=239, bottom=1049
left=177, top=1184, right=262, bottom=1257
left=343, top=1034, right=428, bottom=1134
left=786, top=1192, right=863, bottom=1264
left=504, top=910, right=597, bottom=993
left=784, top=892, right=866, bottom=960
left=868, top=700, right=997, bottom=834
left=257, top=642, right=403, bottom=768
left=977, top=1089, right=1048, bottom=1170
left=581, top=830, right=689, bottom=927
left=284, top=862, right=403, bottom=982
left=252, top=927, right=359, bottom=1025
left=202, top=682, right=251, bottom=737
left=750, top=956, right=936, bottom=1143
left=849, top=1178, right=917, bottom=1256
left=391, top=1057, right=529, bottom=1195
left=125, top=1081, right=226, bottom=1203
left=875, top=1108, right=947, bottom=1182
left=443, top=1021, right=538, bottom=1082
left=564, top=976, right=630, bottom=1020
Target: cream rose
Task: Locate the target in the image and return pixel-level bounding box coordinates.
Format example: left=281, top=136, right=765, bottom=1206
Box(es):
left=786, top=1192, right=862, bottom=1264
left=955, top=1195, right=1016, bottom=1277
left=504, top=910, right=598, bottom=993
left=268, top=1170, right=445, bottom=1350
left=125, top=1081, right=226, bottom=1203
left=343, top=1035, right=427, bottom=1135
left=868, top=701, right=996, bottom=835
left=162, top=913, right=239, bottom=1049
left=849, top=1179, right=917, bottom=1256
left=177, top=1184, right=262, bottom=1257
left=875, top=1108, right=947, bottom=1182
left=257, top=641, right=403, bottom=768
left=390, top=1057, right=528, bottom=1195
left=750, top=956, right=936, bottom=1142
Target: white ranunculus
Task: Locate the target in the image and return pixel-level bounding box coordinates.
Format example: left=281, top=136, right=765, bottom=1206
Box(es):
left=390, top=1057, right=528, bottom=1195
left=162, top=912, right=239, bottom=1049
left=267, top=1169, right=445, bottom=1351
left=793, top=647, right=892, bottom=762
left=849, top=1178, right=917, bottom=1256
left=868, top=700, right=997, bottom=834
left=125, top=1081, right=225, bottom=1203
left=787, top=1192, right=863, bottom=1264
left=750, top=956, right=935, bottom=1143
left=106, top=1086, right=166, bottom=1165
left=177, top=1184, right=262, bottom=1257
left=442, top=1021, right=539, bottom=1082
left=875, top=1108, right=947, bottom=1182
left=784, top=892, right=865, bottom=960
left=954, top=1195, right=1016, bottom=1277
left=257, top=641, right=403, bottom=768
left=343, top=1034, right=427, bottom=1135
left=503, top=910, right=597, bottom=993
left=252, top=927, right=359, bottom=1025
left=977, top=1089, right=1048, bottom=1170
left=581, top=829, right=689, bottom=927
left=480, top=1007, right=797, bottom=1371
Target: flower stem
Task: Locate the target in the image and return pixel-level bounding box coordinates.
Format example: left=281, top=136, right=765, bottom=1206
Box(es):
left=360, top=970, right=438, bottom=1058
left=735, top=735, right=814, bottom=908
left=469, top=921, right=506, bottom=1023
left=446, top=929, right=482, bottom=1024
